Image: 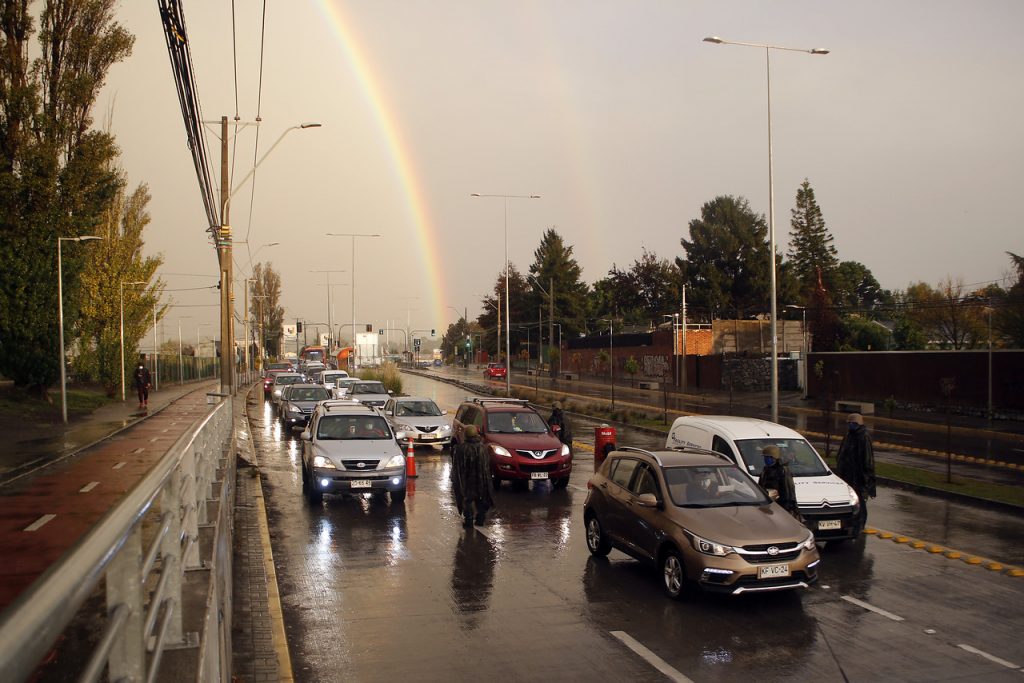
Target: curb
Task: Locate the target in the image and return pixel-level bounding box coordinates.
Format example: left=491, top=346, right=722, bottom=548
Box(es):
left=875, top=476, right=1024, bottom=516
left=865, top=526, right=1023, bottom=578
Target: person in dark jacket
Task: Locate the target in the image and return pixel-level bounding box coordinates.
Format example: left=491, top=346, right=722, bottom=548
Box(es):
left=133, top=357, right=152, bottom=410
left=836, top=413, right=876, bottom=529
left=452, top=425, right=494, bottom=527
left=548, top=401, right=572, bottom=446
left=758, top=445, right=798, bottom=516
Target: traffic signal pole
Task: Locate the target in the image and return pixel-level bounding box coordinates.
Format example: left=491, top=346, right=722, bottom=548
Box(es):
left=218, top=116, right=234, bottom=395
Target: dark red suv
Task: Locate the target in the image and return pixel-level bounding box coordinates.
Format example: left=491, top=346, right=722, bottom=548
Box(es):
left=452, top=398, right=572, bottom=489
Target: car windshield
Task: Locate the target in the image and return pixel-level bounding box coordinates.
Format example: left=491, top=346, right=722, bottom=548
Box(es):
left=316, top=415, right=392, bottom=440
left=336, top=378, right=357, bottom=388
left=735, top=438, right=830, bottom=477
left=268, top=363, right=290, bottom=370
left=486, top=411, right=547, bottom=434
left=395, top=400, right=442, bottom=417
left=352, top=382, right=387, bottom=395
left=290, top=387, right=330, bottom=401
left=275, top=375, right=301, bottom=385
left=664, top=465, right=769, bottom=508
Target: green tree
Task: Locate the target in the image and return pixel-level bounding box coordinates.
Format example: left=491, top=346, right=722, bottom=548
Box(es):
left=476, top=264, right=530, bottom=360
left=832, top=261, right=890, bottom=312
left=676, top=195, right=771, bottom=319
left=839, top=317, right=891, bottom=351
left=589, top=249, right=683, bottom=327
left=250, top=263, right=284, bottom=358
left=905, top=277, right=986, bottom=349
left=996, top=251, right=1024, bottom=347
left=624, top=356, right=639, bottom=388
left=526, top=227, right=589, bottom=338
left=0, top=1, right=134, bottom=392
left=787, top=179, right=838, bottom=294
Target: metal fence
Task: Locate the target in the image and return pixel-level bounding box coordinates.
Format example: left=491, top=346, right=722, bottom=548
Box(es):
left=152, top=354, right=221, bottom=386
left=0, top=394, right=235, bottom=683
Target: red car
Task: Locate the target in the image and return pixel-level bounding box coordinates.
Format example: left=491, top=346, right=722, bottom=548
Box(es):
left=483, top=362, right=507, bottom=379
left=262, top=368, right=288, bottom=395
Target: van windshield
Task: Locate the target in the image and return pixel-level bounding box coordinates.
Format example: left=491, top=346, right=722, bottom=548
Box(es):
left=735, top=438, right=830, bottom=477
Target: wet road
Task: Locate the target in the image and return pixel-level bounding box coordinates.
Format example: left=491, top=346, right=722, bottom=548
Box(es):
left=249, top=375, right=1024, bottom=682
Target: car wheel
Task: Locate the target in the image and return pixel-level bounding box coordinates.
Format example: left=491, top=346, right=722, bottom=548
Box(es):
left=585, top=514, right=612, bottom=557
left=391, top=488, right=407, bottom=503
left=552, top=476, right=570, bottom=490
left=304, top=466, right=323, bottom=503
left=661, top=548, right=687, bottom=600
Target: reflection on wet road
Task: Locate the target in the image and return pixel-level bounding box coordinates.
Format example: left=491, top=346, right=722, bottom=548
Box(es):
left=249, top=375, right=1024, bottom=682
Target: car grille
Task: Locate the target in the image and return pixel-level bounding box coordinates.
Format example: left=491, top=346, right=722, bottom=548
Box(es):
left=416, top=426, right=438, bottom=433
left=520, top=463, right=558, bottom=473
left=799, top=503, right=855, bottom=515
left=341, top=460, right=380, bottom=471
left=736, top=542, right=803, bottom=564
left=362, top=400, right=386, bottom=407
left=515, top=449, right=557, bottom=460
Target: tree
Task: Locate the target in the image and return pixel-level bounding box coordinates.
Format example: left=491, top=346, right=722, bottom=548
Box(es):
left=996, top=251, right=1024, bottom=347
left=526, top=227, right=589, bottom=338
left=839, top=317, right=891, bottom=351
left=905, top=277, right=986, bottom=349
left=832, top=261, right=890, bottom=313
left=624, top=356, right=639, bottom=388
left=677, top=195, right=771, bottom=319
left=589, top=249, right=684, bottom=327
left=808, top=268, right=841, bottom=352
left=250, top=263, right=284, bottom=358
left=787, top=179, right=838, bottom=295
left=0, top=1, right=134, bottom=393
left=476, top=264, right=530, bottom=360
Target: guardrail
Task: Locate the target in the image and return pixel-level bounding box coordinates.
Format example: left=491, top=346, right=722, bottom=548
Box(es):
left=0, top=394, right=235, bottom=683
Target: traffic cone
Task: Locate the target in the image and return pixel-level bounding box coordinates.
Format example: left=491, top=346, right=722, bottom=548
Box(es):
left=405, top=438, right=418, bottom=478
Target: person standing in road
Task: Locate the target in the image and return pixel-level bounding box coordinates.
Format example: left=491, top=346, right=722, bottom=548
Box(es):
left=758, top=445, right=798, bottom=517
left=451, top=425, right=494, bottom=527
left=548, top=401, right=573, bottom=446
left=836, top=413, right=876, bottom=529
left=133, top=356, right=152, bottom=410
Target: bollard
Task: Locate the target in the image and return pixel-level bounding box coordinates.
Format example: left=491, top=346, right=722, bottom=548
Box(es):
left=406, top=438, right=418, bottom=478
left=594, top=424, right=617, bottom=472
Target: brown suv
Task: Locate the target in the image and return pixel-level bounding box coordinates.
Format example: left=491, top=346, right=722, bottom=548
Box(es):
left=452, top=398, right=572, bottom=489
left=584, top=447, right=820, bottom=597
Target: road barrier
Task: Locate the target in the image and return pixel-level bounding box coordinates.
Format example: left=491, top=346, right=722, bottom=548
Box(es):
left=0, top=395, right=234, bottom=683
left=406, top=438, right=418, bottom=478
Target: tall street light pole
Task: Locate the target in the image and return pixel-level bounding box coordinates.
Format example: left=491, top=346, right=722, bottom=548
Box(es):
left=119, top=280, right=147, bottom=401
left=57, top=236, right=102, bottom=422
left=704, top=36, right=828, bottom=424
left=530, top=275, right=555, bottom=376
left=326, top=233, right=381, bottom=367
left=601, top=318, right=616, bottom=408
left=310, top=270, right=346, bottom=349
left=472, top=193, right=541, bottom=396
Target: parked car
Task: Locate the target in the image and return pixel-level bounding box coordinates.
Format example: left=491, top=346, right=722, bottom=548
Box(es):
left=452, top=398, right=571, bottom=489
left=384, top=396, right=451, bottom=448
left=584, top=446, right=820, bottom=598
left=270, top=373, right=304, bottom=409
left=666, top=416, right=861, bottom=541
left=279, top=384, right=332, bottom=429
left=483, top=362, right=507, bottom=379
left=300, top=400, right=408, bottom=503
left=348, top=379, right=392, bottom=408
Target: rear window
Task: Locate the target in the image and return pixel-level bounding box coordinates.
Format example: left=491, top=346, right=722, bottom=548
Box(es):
left=735, top=438, right=829, bottom=477
left=275, top=375, right=300, bottom=385
left=289, top=387, right=330, bottom=401
left=664, top=465, right=769, bottom=508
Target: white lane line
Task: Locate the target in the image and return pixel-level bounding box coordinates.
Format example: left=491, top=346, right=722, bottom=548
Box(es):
left=112, top=462, right=126, bottom=470
left=161, top=428, right=170, bottom=433
left=841, top=595, right=905, bottom=621
left=611, top=631, right=693, bottom=682
left=24, top=514, right=57, bottom=532
left=1013, top=448, right=1024, bottom=453
left=877, top=430, right=913, bottom=437
left=569, top=484, right=589, bottom=493
left=79, top=481, right=100, bottom=493
left=132, top=447, right=145, bottom=454
left=957, top=644, right=1020, bottom=670
left=149, top=437, right=161, bottom=443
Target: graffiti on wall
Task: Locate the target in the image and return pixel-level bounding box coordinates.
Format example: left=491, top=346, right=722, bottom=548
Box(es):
left=642, top=355, right=670, bottom=378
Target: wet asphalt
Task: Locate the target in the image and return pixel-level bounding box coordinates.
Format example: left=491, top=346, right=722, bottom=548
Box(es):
left=250, top=374, right=1024, bottom=682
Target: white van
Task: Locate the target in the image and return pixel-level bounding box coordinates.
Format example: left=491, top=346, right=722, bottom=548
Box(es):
left=666, top=415, right=861, bottom=541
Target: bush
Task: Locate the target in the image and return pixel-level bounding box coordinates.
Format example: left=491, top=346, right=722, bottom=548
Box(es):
left=357, top=362, right=403, bottom=394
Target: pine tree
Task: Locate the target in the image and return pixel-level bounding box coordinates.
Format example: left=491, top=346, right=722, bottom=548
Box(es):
left=788, top=179, right=838, bottom=295
left=527, top=228, right=589, bottom=337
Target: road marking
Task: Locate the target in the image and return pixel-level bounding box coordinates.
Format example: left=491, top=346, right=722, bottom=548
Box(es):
left=1014, top=448, right=1024, bottom=453
left=112, top=462, right=126, bottom=470
left=79, top=481, right=100, bottom=493
left=610, top=631, right=693, bottom=683
left=569, top=484, right=589, bottom=493
left=877, top=430, right=913, bottom=437
left=841, top=595, right=905, bottom=621
left=24, top=514, right=57, bottom=532
left=149, top=437, right=161, bottom=443
left=132, top=448, right=145, bottom=454
left=957, top=644, right=1020, bottom=670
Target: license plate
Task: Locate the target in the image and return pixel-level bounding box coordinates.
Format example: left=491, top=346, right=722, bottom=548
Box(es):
left=758, top=564, right=790, bottom=580
left=418, top=434, right=436, bottom=441
left=350, top=480, right=371, bottom=489
left=530, top=472, right=548, bottom=480
left=818, top=519, right=842, bottom=530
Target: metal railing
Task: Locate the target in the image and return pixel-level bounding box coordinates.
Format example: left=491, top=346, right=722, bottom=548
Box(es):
left=0, top=395, right=234, bottom=682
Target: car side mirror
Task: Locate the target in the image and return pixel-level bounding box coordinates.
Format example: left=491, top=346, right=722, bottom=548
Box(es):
left=637, top=493, right=659, bottom=508
left=300, top=431, right=311, bottom=441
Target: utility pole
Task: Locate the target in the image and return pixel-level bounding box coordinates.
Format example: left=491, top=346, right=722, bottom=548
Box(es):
left=217, top=115, right=233, bottom=394
left=681, top=285, right=687, bottom=390
left=549, top=276, right=554, bottom=376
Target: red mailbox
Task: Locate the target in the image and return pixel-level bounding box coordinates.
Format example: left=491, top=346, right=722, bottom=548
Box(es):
left=594, top=424, right=617, bottom=471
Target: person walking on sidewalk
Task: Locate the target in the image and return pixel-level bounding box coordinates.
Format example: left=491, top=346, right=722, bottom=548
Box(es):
left=548, top=401, right=573, bottom=447
left=836, top=413, right=876, bottom=530
left=758, top=445, right=798, bottom=517
left=451, top=425, right=493, bottom=527
left=133, top=357, right=152, bottom=410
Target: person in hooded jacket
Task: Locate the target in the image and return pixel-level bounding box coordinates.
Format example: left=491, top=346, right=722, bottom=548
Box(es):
left=758, top=445, right=798, bottom=517
left=133, top=357, right=152, bottom=410
left=836, top=413, right=876, bottom=529
left=548, top=401, right=572, bottom=446
left=451, top=425, right=494, bottom=527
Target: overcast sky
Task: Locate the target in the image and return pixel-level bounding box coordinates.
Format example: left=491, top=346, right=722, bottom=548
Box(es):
left=102, top=1, right=1023, bottom=344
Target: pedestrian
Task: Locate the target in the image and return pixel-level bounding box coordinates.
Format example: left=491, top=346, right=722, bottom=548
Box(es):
left=548, top=401, right=573, bottom=446
left=836, top=413, right=876, bottom=530
left=133, top=357, right=152, bottom=410
left=451, top=425, right=493, bottom=527
left=758, top=445, right=798, bottom=517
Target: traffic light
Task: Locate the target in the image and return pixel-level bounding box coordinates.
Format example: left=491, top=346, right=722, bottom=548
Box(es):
left=465, top=336, right=471, bottom=349
left=296, top=321, right=303, bottom=333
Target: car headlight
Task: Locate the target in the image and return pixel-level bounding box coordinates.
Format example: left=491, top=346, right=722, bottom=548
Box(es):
left=689, top=532, right=735, bottom=557
left=560, top=443, right=570, bottom=457
left=801, top=531, right=816, bottom=551
left=287, top=405, right=301, bottom=414
left=312, top=455, right=336, bottom=469
left=273, top=389, right=282, bottom=396
left=440, top=424, right=451, bottom=432
left=384, top=454, right=406, bottom=469
left=395, top=423, right=413, bottom=432
left=847, top=485, right=860, bottom=507
left=492, top=444, right=512, bottom=457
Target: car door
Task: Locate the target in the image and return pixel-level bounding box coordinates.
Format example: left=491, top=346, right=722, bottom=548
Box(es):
left=600, top=457, right=641, bottom=547
left=621, top=463, right=665, bottom=562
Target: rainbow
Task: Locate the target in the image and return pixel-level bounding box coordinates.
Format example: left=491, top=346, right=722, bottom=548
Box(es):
left=315, top=1, right=447, bottom=327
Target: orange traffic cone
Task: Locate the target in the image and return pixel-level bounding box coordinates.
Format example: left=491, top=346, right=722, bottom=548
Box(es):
left=405, top=438, right=418, bottom=478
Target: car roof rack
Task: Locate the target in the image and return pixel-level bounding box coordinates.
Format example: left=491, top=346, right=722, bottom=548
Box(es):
left=470, top=397, right=530, bottom=406
left=616, top=446, right=665, bottom=467
left=665, top=445, right=734, bottom=463
left=320, top=399, right=372, bottom=412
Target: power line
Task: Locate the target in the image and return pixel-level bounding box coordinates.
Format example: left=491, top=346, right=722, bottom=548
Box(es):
left=243, top=0, right=269, bottom=250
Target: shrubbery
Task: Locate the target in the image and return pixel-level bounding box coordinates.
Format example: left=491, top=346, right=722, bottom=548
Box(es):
left=357, top=362, right=403, bottom=394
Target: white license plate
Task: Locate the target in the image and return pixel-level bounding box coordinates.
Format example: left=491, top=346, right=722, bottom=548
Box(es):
left=418, top=434, right=436, bottom=441
left=350, top=480, right=371, bottom=489
left=758, top=564, right=790, bottom=580
left=530, top=472, right=549, bottom=480
left=818, top=519, right=842, bottom=530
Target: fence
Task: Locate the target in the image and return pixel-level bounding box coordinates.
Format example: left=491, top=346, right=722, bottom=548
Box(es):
left=151, top=354, right=220, bottom=386
left=0, top=395, right=235, bottom=682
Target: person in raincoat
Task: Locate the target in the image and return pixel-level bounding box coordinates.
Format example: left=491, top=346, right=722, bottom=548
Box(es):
left=836, top=413, right=876, bottom=529
left=547, top=401, right=573, bottom=446
left=758, top=445, right=799, bottom=517
left=133, top=357, right=152, bottom=410
left=451, top=425, right=494, bottom=527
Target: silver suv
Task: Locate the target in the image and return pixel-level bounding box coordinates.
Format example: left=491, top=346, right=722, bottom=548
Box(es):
left=348, top=379, right=392, bottom=408
left=384, top=396, right=452, bottom=448
left=301, top=401, right=408, bottom=503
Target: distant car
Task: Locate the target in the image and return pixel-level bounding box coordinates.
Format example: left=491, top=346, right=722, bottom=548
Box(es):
left=433, top=359, right=442, bottom=367
left=264, top=362, right=291, bottom=376
left=484, top=363, right=507, bottom=379
left=584, top=446, right=820, bottom=598
left=452, top=398, right=571, bottom=490
left=332, top=377, right=359, bottom=399
left=384, top=396, right=451, bottom=448
left=279, top=384, right=332, bottom=429
left=348, top=379, right=392, bottom=408
left=317, top=369, right=350, bottom=390
left=270, top=373, right=304, bottom=408
left=301, top=361, right=326, bottom=380
left=262, top=369, right=289, bottom=396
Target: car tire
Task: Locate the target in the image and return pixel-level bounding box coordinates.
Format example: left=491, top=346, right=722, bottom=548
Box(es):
left=552, top=476, right=570, bottom=490
left=585, top=514, right=612, bottom=557
left=661, top=547, right=687, bottom=600
left=303, top=466, right=323, bottom=503
left=391, top=488, right=407, bottom=503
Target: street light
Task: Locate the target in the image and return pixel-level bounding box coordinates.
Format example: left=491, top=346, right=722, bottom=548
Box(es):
left=119, top=280, right=147, bottom=402
left=325, top=233, right=381, bottom=365
left=600, top=318, right=616, bottom=408
left=310, top=269, right=347, bottom=349
left=704, top=35, right=828, bottom=423
left=472, top=193, right=541, bottom=396
left=57, top=235, right=102, bottom=422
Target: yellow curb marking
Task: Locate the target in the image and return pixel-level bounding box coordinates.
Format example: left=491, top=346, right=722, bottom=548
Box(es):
left=1008, top=569, right=1024, bottom=577
left=878, top=531, right=894, bottom=539
left=864, top=528, right=878, bottom=535
left=986, top=563, right=1004, bottom=572
left=927, top=545, right=944, bottom=553
left=964, top=557, right=983, bottom=565
left=944, top=551, right=962, bottom=559
left=871, top=527, right=1023, bottom=577
left=894, top=536, right=909, bottom=543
